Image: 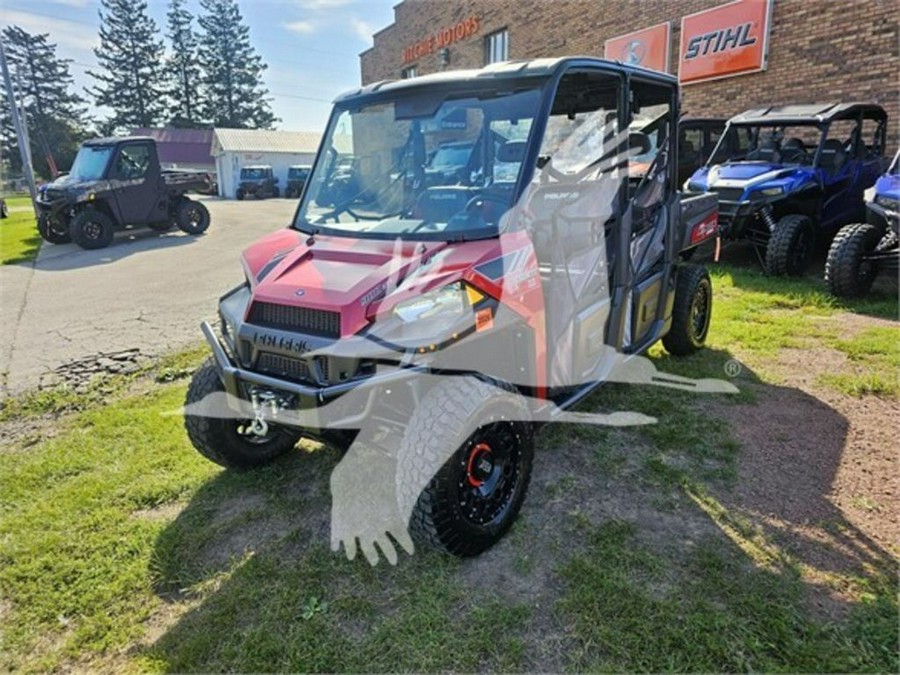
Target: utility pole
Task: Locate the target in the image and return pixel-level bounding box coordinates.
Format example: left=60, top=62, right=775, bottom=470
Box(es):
left=0, top=37, right=38, bottom=210
left=15, top=71, right=34, bottom=168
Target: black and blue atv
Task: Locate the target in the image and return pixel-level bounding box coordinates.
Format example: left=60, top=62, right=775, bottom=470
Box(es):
left=825, top=148, right=899, bottom=297
left=686, top=103, right=888, bottom=275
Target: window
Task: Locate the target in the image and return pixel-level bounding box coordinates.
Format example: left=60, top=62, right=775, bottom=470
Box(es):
left=401, top=65, right=417, bottom=79
left=484, top=29, right=508, bottom=65
left=860, top=115, right=885, bottom=157
left=679, top=128, right=703, bottom=164
left=115, top=144, right=151, bottom=180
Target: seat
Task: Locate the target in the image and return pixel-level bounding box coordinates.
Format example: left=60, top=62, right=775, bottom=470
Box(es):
left=818, top=138, right=847, bottom=173
left=412, top=186, right=478, bottom=224
left=748, top=136, right=781, bottom=163
left=781, top=137, right=807, bottom=164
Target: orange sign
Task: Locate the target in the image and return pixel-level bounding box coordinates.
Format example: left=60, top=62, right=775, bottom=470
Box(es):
left=402, top=16, right=480, bottom=64
left=604, top=22, right=671, bottom=73
left=679, top=0, right=773, bottom=84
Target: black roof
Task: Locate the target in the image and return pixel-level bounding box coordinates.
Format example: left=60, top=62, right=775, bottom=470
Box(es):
left=83, top=135, right=155, bottom=146
left=335, top=57, right=677, bottom=104
left=729, top=103, right=887, bottom=125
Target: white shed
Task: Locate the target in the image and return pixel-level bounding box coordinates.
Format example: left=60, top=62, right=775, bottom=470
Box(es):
left=211, top=128, right=322, bottom=199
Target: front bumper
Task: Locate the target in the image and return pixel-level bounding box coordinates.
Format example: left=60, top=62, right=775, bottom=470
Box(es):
left=201, top=321, right=422, bottom=429
left=715, top=198, right=779, bottom=241
left=34, top=195, right=71, bottom=218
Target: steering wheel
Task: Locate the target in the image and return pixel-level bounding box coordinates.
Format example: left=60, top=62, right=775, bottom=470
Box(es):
left=119, top=154, right=141, bottom=178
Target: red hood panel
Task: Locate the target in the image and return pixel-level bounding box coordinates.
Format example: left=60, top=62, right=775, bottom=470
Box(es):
left=242, top=231, right=513, bottom=336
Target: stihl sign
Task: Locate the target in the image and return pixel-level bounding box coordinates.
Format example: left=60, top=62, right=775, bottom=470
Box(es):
left=679, top=0, right=773, bottom=84
left=684, top=23, right=756, bottom=60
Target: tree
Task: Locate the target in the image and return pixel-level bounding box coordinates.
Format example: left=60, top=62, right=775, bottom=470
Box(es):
left=164, top=0, right=203, bottom=128
left=0, top=26, right=88, bottom=178
left=197, top=0, right=277, bottom=129
left=87, top=0, right=166, bottom=131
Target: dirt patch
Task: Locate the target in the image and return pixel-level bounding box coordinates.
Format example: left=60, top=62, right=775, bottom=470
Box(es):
left=40, top=348, right=147, bottom=392
left=818, top=312, right=899, bottom=334
left=132, top=502, right=186, bottom=522
left=713, top=342, right=898, bottom=616
left=457, top=433, right=729, bottom=671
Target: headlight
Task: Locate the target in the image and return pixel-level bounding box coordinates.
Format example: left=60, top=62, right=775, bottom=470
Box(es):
left=393, top=282, right=469, bottom=323
left=757, top=186, right=784, bottom=197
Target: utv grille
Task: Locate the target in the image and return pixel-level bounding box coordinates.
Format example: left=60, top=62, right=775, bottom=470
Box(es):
left=256, top=352, right=315, bottom=384
left=712, top=187, right=745, bottom=202
left=247, top=302, right=341, bottom=338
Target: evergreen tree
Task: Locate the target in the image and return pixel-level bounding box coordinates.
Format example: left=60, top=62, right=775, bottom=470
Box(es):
left=87, top=0, right=166, bottom=131
left=197, top=0, right=277, bottom=129
left=165, top=0, right=202, bottom=128
left=0, top=26, right=88, bottom=178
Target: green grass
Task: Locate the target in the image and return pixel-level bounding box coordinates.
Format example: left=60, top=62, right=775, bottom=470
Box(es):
left=0, top=195, right=40, bottom=265
left=1, top=266, right=897, bottom=671
left=707, top=266, right=898, bottom=397
left=3, top=373, right=895, bottom=673
left=558, top=520, right=898, bottom=672
left=1, top=381, right=531, bottom=672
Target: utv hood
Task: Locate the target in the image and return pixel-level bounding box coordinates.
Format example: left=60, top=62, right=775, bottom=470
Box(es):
left=43, top=174, right=112, bottom=195
left=689, top=162, right=814, bottom=195
left=240, top=229, right=500, bottom=337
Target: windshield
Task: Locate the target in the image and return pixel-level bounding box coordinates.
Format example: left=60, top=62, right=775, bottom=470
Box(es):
left=241, top=168, right=270, bottom=180
left=709, top=123, right=823, bottom=166
left=68, top=146, right=114, bottom=181
left=296, top=87, right=542, bottom=240
left=288, top=168, right=309, bottom=180
left=889, top=150, right=900, bottom=175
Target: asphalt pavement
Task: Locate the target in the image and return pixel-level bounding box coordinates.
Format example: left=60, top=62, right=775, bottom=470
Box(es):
left=0, top=197, right=298, bottom=398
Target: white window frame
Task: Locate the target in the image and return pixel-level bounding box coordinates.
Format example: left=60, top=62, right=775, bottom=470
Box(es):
left=484, top=29, right=509, bottom=65
left=401, top=65, right=418, bottom=79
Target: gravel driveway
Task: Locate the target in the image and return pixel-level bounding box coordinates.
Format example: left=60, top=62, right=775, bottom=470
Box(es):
left=0, top=197, right=298, bottom=398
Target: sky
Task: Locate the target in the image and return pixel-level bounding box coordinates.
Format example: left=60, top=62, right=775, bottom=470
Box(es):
left=1, top=0, right=397, bottom=132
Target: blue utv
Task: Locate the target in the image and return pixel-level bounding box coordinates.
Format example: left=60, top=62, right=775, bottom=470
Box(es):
left=825, top=148, right=899, bottom=297
left=685, top=103, right=888, bottom=275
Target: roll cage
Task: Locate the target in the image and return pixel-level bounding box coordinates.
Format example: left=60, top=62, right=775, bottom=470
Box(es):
left=294, top=58, right=680, bottom=243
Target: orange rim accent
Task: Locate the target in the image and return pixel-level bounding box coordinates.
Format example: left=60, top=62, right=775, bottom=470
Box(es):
left=466, top=442, right=492, bottom=487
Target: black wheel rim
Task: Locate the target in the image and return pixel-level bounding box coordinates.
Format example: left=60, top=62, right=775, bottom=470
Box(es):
left=186, top=207, right=202, bottom=227
left=83, top=220, right=103, bottom=240
left=790, top=229, right=811, bottom=271
left=857, top=238, right=879, bottom=283
left=691, top=281, right=711, bottom=343
left=456, top=420, right=524, bottom=527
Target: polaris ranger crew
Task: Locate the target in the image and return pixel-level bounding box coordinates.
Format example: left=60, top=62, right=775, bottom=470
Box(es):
left=185, top=57, right=722, bottom=560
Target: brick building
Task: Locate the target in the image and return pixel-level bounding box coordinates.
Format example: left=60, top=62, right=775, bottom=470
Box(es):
left=360, top=0, right=899, bottom=149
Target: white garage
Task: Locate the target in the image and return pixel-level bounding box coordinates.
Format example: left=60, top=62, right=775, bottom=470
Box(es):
left=211, top=128, right=322, bottom=199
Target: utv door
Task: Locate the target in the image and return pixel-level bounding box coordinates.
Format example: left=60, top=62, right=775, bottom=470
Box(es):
left=624, top=76, right=677, bottom=351
left=110, top=141, right=163, bottom=225
left=527, top=66, right=626, bottom=389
